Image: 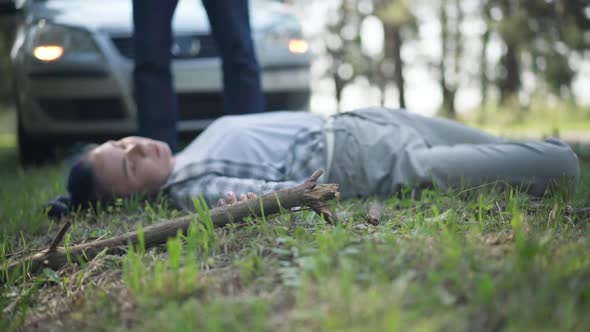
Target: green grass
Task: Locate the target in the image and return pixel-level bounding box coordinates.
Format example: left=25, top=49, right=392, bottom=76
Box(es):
left=461, top=102, right=590, bottom=140
left=0, top=131, right=589, bottom=331
left=0, top=106, right=15, bottom=135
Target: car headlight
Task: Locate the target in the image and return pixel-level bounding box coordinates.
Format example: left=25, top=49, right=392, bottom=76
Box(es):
left=264, top=16, right=309, bottom=54
left=26, top=20, right=100, bottom=62
left=287, top=39, right=309, bottom=54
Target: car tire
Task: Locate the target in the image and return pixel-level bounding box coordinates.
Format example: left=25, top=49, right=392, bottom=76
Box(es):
left=17, top=111, right=55, bottom=166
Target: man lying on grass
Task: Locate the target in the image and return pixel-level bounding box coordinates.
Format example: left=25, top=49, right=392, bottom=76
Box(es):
left=48, top=107, right=580, bottom=215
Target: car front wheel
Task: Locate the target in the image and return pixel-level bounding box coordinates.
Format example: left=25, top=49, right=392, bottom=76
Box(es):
left=17, top=112, right=55, bottom=166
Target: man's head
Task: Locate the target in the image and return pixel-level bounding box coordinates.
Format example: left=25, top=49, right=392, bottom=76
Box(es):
left=67, top=137, right=175, bottom=205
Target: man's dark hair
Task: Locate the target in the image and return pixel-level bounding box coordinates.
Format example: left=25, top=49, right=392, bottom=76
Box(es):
left=67, top=158, right=99, bottom=209
left=46, top=145, right=101, bottom=218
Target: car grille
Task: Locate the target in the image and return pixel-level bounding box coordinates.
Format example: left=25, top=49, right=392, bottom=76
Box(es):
left=38, top=92, right=309, bottom=123
left=111, top=35, right=220, bottom=59
left=40, top=98, right=126, bottom=121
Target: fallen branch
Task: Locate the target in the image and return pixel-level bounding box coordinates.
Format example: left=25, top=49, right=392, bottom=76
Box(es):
left=4, top=170, right=339, bottom=280
left=567, top=206, right=590, bottom=216
left=308, top=202, right=338, bottom=224
left=364, top=200, right=384, bottom=226
left=48, top=220, right=72, bottom=252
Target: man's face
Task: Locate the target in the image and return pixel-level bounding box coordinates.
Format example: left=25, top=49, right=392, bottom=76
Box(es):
left=87, top=137, right=175, bottom=197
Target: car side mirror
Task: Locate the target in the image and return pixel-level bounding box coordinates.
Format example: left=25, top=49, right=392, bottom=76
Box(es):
left=0, top=0, right=24, bottom=15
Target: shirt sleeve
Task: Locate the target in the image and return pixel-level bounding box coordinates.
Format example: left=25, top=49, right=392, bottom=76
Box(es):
left=167, top=174, right=299, bottom=210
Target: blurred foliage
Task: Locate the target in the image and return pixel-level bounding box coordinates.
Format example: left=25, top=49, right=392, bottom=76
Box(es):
left=378, top=0, right=415, bottom=28
left=488, top=0, right=590, bottom=103
left=293, top=0, right=590, bottom=116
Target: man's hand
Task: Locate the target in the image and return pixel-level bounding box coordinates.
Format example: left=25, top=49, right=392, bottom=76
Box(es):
left=217, top=191, right=257, bottom=207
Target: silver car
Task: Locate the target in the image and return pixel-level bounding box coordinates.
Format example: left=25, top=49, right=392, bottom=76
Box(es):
left=3, top=0, right=311, bottom=163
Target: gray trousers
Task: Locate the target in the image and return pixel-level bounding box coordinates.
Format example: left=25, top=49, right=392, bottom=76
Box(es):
left=327, top=108, right=580, bottom=198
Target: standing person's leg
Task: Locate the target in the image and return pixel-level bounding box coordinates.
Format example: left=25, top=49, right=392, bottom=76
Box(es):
left=395, top=138, right=580, bottom=196
left=132, top=0, right=179, bottom=151
left=201, top=0, right=265, bottom=115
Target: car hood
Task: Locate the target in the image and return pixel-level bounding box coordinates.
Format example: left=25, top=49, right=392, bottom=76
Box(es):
left=29, top=0, right=290, bottom=35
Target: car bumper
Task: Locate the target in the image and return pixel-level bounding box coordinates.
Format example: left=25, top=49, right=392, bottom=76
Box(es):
left=16, top=57, right=310, bottom=137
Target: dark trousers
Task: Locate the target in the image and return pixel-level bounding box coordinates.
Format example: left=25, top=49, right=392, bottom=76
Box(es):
left=132, top=0, right=265, bottom=151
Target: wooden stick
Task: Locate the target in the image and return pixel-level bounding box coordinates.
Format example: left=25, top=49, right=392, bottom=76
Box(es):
left=48, top=220, right=72, bottom=252
left=364, top=200, right=384, bottom=226
left=568, top=207, right=590, bottom=216
left=3, top=221, right=72, bottom=259
left=4, top=170, right=339, bottom=280
left=308, top=202, right=338, bottom=224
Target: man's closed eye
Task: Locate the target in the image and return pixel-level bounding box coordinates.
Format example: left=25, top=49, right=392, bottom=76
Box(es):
left=111, top=141, right=127, bottom=150
left=123, top=157, right=136, bottom=179
left=129, top=160, right=137, bottom=175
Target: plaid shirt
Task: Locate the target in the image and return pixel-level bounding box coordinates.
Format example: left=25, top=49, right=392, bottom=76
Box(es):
left=163, top=117, right=327, bottom=210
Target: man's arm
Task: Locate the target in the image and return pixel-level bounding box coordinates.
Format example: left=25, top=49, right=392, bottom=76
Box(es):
left=167, top=174, right=298, bottom=210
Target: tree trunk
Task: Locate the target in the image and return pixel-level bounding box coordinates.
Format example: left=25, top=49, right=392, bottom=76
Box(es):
left=497, top=0, right=521, bottom=105
left=499, top=42, right=521, bottom=104
left=391, top=27, right=406, bottom=109
left=439, top=0, right=456, bottom=117
left=480, top=5, right=491, bottom=107
left=334, top=70, right=345, bottom=112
